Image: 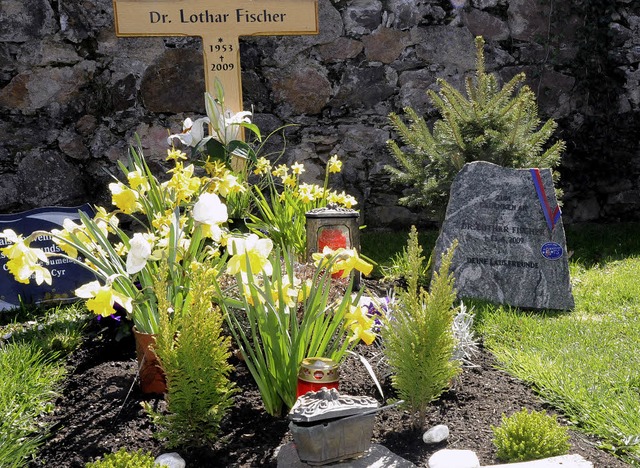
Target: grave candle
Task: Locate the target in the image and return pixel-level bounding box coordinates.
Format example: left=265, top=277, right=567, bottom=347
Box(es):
left=296, top=357, right=340, bottom=398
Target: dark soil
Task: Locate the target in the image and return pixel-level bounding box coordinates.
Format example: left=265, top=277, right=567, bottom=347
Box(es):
left=31, top=322, right=629, bottom=468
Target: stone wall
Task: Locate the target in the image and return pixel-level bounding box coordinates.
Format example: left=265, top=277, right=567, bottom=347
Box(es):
left=1, top=0, right=639, bottom=228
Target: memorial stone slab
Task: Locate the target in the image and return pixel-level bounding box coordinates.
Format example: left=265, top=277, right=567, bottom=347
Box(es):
left=433, top=162, right=574, bottom=310
left=0, top=205, right=96, bottom=311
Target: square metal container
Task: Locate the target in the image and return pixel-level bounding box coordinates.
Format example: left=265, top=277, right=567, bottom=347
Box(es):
left=288, top=388, right=379, bottom=466
left=289, top=413, right=376, bottom=465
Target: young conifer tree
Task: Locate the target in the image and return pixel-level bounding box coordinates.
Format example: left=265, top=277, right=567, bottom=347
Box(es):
left=145, top=260, right=237, bottom=448
left=386, top=36, right=565, bottom=220
left=381, top=227, right=460, bottom=430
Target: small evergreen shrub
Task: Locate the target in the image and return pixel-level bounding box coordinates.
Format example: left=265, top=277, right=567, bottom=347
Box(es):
left=381, top=241, right=431, bottom=289
left=386, top=36, right=565, bottom=220
left=491, top=408, right=571, bottom=462
left=381, top=226, right=460, bottom=429
left=145, top=261, right=237, bottom=448
left=85, top=448, right=159, bottom=468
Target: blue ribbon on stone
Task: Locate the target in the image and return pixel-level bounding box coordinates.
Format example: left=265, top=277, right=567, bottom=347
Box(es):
left=530, top=168, right=561, bottom=233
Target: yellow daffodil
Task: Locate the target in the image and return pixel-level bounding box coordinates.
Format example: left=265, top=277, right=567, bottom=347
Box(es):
left=243, top=285, right=264, bottom=307
left=114, top=242, right=127, bottom=256
left=203, top=158, right=227, bottom=178
left=296, top=185, right=315, bottom=203
left=314, top=187, right=327, bottom=201
left=0, top=230, right=52, bottom=285
left=254, top=157, right=272, bottom=175
left=227, top=234, right=273, bottom=278
left=273, top=275, right=300, bottom=308
left=76, top=281, right=133, bottom=317
left=327, top=191, right=358, bottom=208
left=328, top=155, right=342, bottom=173
left=333, top=248, right=373, bottom=278
left=342, top=194, right=358, bottom=209
left=152, top=212, right=173, bottom=232
left=94, top=206, right=119, bottom=234
left=217, top=172, right=245, bottom=197
left=297, top=278, right=313, bottom=302
left=242, top=275, right=300, bottom=309
left=326, top=191, right=340, bottom=205
left=165, top=163, right=201, bottom=203
left=166, top=148, right=188, bottom=162
left=51, top=218, right=89, bottom=258
left=298, top=183, right=324, bottom=202
left=272, top=164, right=288, bottom=179
left=109, top=182, right=141, bottom=214
left=239, top=278, right=266, bottom=307
left=312, top=246, right=373, bottom=278
left=311, top=246, right=333, bottom=270
left=282, top=173, right=297, bottom=188
left=127, top=166, right=150, bottom=193
left=345, top=304, right=376, bottom=345
left=7, top=258, right=52, bottom=286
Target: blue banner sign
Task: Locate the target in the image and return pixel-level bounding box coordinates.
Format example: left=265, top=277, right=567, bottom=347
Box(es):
left=0, top=205, right=96, bottom=311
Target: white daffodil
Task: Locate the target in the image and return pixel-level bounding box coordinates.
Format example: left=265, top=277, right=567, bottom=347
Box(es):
left=193, top=192, right=228, bottom=226
left=205, top=92, right=252, bottom=144
left=227, top=234, right=274, bottom=277
left=126, top=232, right=152, bottom=274
left=167, top=117, right=210, bottom=147
left=193, top=193, right=228, bottom=242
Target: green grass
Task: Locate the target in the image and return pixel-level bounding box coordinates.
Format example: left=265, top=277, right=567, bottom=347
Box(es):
left=361, top=229, right=438, bottom=278
left=477, top=256, right=640, bottom=465
left=0, top=303, right=88, bottom=467
left=0, top=343, right=63, bottom=467
left=565, top=222, right=640, bottom=266
left=370, top=224, right=640, bottom=465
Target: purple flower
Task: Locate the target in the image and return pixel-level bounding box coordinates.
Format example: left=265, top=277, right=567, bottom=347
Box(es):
left=365, top=296, right=392, bottom=332
left=96, top=313, right=122, bottom=323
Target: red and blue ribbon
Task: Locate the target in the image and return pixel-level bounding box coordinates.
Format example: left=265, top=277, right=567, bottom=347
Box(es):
left=530, top=168, right=561, bottom=233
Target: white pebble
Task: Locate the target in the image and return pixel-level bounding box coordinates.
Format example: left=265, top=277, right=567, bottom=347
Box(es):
left=422, top=424, right=450, bottom=444
left=155, top=452, right=186, bottom=468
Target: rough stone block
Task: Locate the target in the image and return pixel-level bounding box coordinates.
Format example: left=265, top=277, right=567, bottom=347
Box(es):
left=434, top=162, right=574, bottom=311
left=277, top=442, right=416, bottom=468
left=428, top=449, right=480, bottom=468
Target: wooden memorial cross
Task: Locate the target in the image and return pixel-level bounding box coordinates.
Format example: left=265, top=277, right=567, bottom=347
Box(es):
left=113, top=0, right=318, bottom=114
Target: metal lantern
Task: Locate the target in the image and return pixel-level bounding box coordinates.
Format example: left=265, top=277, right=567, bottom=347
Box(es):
left=288, top=388, right=379, bottom=465
left=305, top=205, right=361, bottom=285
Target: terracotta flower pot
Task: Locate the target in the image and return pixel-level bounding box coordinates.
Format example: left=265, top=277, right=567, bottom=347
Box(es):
left=132, top=327, right=167, bottom=394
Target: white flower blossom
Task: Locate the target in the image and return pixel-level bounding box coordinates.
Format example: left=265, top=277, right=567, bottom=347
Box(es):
left=205, top=92, right=252, bottom=144
left=167, top=117, right=209, bottom=147
left=126, top=233, right=152, bottom=274
left=193, top=192, right=228, bottom=226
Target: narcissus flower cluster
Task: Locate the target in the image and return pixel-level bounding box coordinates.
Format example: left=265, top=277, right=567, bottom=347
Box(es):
left=0, top=144, right=234, bottom=333
left=252, top=156, right=358, bottom=209
left=1, top=81, right=378, bottom=418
